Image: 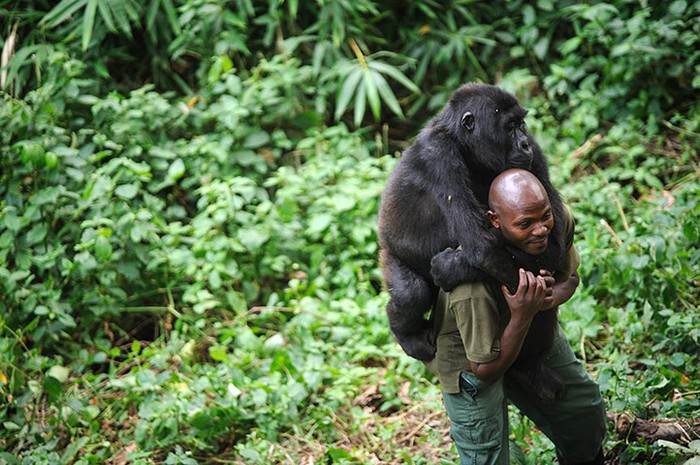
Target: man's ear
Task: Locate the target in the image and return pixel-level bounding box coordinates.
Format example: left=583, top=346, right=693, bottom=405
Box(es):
left=487, top=210, right=500, bottom=229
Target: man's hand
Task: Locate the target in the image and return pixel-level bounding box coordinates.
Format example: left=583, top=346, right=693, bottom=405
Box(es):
left=538, top=269, right=557, bottom=288
left=472, top=268, right=554, bottom=385
left=539, top=268, right=579, bottom=309
left=502, top=268, right=554, bottom=321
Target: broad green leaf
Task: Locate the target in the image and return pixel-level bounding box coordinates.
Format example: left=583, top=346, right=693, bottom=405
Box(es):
left=168, top=158, right=185, bottom=181
left=43, top=376, right=63, bottom=401
left=263, top=333, right=285, bottom=350
left=95, top=235, right=112, bottom=260
left=47, top=365, right=70, bottom=383
left=61, top=436, right=90, bottom=463
left=122, top=0, right=141, bottom=22
left=0, top=231, right=12, bottom=248
left=97, top=0, right=117, bottom=32
left=534, top=36, right=550, bottom=60
left=45, top=151, right=59, bottom=168
left=135, top=369, right=157, bottom=387
left=670, top=352, right=685, bottom=367
left=238, top=228, right=269, bottom=250
left=372, top=71, right=403, bottom=118
left=353, top=79, right=367, bottom=127
left=669, top=0, right=687, bottom=16
left=335, top=68, right=363, bottom=121
left=559, top=37, right=582, bottom=55
left=307, top=213, right=333, bottom=236
left=209, top=345, right=228, bottom=362
left=191, top=413, right=213, bottom=429
left=146, top=0, right=161, bottom=33
left=227, top=383, right=242, bottom=398
left=31, top=187, right=61, bottom=205
left=40, top=0, right=88, bottom=28
left=243, top=131, right=270, bottom=149
left=0, top=423, right=20, bottom=433
left=130, top=341, right=142, bottom=356
left=326, top=447, right=354, bottom=461
left=107, top=0, right=133, bottom=37
left=657, top=439, right=690, bottom=452
left=82, top=0, right=98, bottom=51
left=364, top=69, right=381, bottom=121
left=332, top=195, right=356, bottom=212
left=312, top=41, right=327, bottom=73
left=115, top=184, right=139, bottom=199
left=368, top=61, right=420, bottom=93
left=26, top=223, right=48, bottom=245
left=288, top=0, right=300, bottom=19
left=161, top=0, right=181, bottom=34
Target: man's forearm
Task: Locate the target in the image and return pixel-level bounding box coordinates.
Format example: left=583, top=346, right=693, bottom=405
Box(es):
left=550, top=271, right=579, bottom=308
left=470, top=315, right=532, bottom=385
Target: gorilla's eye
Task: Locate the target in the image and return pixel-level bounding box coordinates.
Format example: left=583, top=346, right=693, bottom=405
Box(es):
left=507, top=120, right=526, bottom=132
left=461, top=111, right=475, bottom=131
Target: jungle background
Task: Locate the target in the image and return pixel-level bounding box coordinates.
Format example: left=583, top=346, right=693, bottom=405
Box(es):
left=1, top=1, right=699, bottom=464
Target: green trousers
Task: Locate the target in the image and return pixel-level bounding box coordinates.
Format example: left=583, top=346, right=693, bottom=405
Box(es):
left=441, top=326, right=606, bottom=465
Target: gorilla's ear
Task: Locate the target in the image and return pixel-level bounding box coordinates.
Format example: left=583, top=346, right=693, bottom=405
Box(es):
left=461, top=111, right=475, bottom=131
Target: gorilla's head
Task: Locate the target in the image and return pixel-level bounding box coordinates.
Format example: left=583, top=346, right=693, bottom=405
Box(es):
left=438, top=83, right=537, bottom=174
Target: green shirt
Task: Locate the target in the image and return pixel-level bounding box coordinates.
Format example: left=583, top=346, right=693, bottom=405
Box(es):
left=426, top=208, right=579, bottom=394
left=425, top=279, right=509, bottom=393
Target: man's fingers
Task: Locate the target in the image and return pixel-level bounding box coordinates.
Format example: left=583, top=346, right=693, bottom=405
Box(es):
left=502, top=284, right=512, bottom=297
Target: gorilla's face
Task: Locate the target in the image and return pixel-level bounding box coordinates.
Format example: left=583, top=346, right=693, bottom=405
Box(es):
left=504, top=116, right=534, bottom=169
left=446, top=84, right=536, bottom=174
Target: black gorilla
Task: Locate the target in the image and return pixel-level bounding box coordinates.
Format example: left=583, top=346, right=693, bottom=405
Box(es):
left=378, top=83, right=570, bottom=400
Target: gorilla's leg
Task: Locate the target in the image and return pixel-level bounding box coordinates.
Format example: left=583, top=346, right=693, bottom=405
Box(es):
left=430, top=247, right=486, bottom=291
left=382, top=252, right=439, bottom=361
left=430, top=244, right=520, bottom=292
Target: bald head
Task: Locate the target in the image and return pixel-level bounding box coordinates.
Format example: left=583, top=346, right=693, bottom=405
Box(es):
left=489, top=169, right=548, bottom=214
left=487, top=169, right=554, bottom=255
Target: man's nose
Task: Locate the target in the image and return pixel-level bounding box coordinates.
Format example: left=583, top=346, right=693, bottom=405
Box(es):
left=533, top=223, right=549, bottom=236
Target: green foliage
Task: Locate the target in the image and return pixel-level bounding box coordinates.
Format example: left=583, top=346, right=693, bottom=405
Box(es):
left=545, top=1, right=700, bottom=137
left=657, top=440, right=700, bottom=465
left=330, top=46, right=420, bottom=126
left=1, top=0, right=699, bottom=463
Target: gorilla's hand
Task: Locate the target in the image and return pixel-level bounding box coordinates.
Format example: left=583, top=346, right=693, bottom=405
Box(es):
left=430, top=247, right=485, bottom=291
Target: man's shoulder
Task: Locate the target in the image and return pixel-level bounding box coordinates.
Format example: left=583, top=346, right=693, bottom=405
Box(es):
left=448, top=280, right=500, bottom=302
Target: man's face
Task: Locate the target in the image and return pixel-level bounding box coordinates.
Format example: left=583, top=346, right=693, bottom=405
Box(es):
left=488, top=192, right=554, bottom=256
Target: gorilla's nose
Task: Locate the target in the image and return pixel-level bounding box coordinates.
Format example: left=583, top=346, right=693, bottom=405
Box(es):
left=519, top=137, right=531, bottom=154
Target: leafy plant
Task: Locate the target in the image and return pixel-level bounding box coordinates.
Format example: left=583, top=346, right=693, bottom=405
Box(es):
left=657, top=440, right=700, bottom=465
left=329, top=41, right=419, bottom=126
left=1, top=1, right=700, bottom=463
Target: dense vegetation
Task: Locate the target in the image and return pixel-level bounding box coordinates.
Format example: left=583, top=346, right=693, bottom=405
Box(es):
left=1, top=1, right=698, bottom=463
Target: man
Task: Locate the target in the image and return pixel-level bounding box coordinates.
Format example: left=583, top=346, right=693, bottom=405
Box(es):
left=427, top=169, right=606, bottom=464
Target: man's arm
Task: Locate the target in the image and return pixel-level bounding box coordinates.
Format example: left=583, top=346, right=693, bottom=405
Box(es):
left=470, top=268, right=553, bottom=385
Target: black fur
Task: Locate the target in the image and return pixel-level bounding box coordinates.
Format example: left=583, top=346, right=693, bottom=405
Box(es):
left=378, top=83, right=569, bottom=400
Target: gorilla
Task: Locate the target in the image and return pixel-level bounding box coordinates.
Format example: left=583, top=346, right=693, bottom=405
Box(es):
left=377, top=83, right=570, bottom=400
